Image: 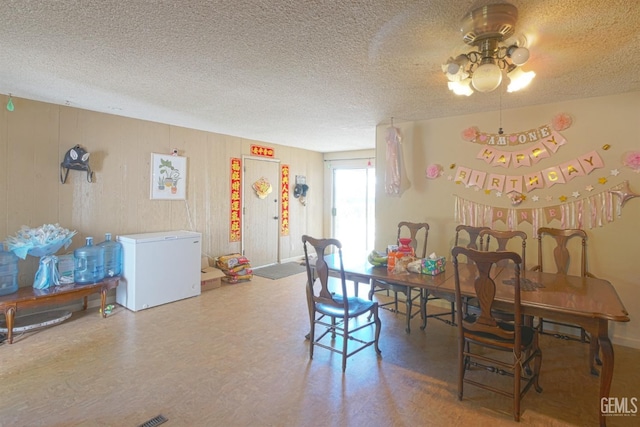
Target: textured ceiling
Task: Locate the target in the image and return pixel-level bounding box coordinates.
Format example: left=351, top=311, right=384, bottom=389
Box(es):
left=0, top=1, right=638, bottom=153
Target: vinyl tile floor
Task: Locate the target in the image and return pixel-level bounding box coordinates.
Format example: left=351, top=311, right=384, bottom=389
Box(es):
left=0, top=272, right=637, bottom=427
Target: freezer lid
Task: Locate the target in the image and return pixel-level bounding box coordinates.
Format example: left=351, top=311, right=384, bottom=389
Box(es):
left=117, top=230, right=202, bottom=244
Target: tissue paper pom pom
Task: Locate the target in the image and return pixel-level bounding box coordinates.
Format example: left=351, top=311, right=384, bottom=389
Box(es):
left=552, top=113, right=572, bottom=131
left=425, top=164, right=442, bottom=179
left=461, top=126, right=478, bottom=142
left=622, top=151, right=640, bottom=171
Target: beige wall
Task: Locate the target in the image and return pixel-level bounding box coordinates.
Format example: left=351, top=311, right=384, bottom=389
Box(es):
left=0, top=96, right=325, bottom=287
left=375, top=91, right=640, bottom=348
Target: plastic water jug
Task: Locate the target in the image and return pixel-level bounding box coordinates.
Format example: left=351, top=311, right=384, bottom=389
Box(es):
left=0, top=249, right=19, bottom=295
left=98, top=233, right=123, bottom=277
left=74, top=237, right=105, bottom=284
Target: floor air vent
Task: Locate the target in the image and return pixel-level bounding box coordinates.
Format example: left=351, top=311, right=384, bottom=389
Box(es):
left=138, top=414, right=168, bottom=427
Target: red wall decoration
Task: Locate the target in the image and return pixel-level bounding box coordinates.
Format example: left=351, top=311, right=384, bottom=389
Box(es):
left=230, top=158, right=242, bottom=242
left=250, top=144, right=275, bottom=158
left=281, top=164, right=290, bottom=236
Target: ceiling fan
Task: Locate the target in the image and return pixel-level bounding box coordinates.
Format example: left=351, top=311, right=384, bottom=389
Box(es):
left=442, top=2, right=535, bottom=96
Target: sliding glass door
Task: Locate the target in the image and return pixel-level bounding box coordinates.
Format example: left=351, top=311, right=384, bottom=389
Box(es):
left=332, top=167, right=375, bottom=254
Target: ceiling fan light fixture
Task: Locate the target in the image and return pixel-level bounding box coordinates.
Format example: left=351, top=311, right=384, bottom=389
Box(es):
left=472, top=62, right=503, bottom=92
left=442, top=3, right=534, bottom=95
left=448, top=79, right=473, bottom=96
left=508, top=46, right=530, bottom=66
left=507, top=67, right=536, bottom=92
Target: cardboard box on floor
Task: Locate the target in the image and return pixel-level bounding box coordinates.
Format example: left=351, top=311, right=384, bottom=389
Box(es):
left=201, top=256, right=225, bottom=291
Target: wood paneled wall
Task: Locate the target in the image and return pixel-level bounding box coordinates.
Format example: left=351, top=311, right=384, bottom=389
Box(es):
left=0, top=96, right=325, bottom=286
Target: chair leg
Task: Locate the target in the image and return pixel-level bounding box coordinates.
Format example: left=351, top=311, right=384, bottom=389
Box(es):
left=457, top=338, right=465, bottom=401
left=308, top=316, right=315, bottom=360
left=589, top=335, right=602, bottom=375
left=405, top=288, right=412, bottom=334
left=342, top=319, right=349, bottom=372
left=450, top=301, right=455, bottom=324
left=513, top=357, right=521, bottom=422
left=534, top=348, right=543, bottom=393
left=373, top=307, right=382, bottom=355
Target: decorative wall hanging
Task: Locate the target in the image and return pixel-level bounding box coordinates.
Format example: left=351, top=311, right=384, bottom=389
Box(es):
left=454, top=150, right=604, bottom=194
left=425, top=164, right=443, bottom=179
left=230, top=158, right=242, bottom=242
left=622, top=151, right=640, bottom=172
left=454, top=182, right=630, bottom=235
left=461, top=114, right=572, bottom=145
left=60, top=144, right=93, bottom=183
left=252, top=177, right=273, bottom=199
left=608, top=180, right=639, bottom=208
left=293, top=175, right=309, bottom=206
left=476, top=134, right=567, bottom=168
left=250, top=144, right=275, bottom=158
left=6, top=94, right=14, bottom=112
left=150, top=153, right=187, bottom=200
left=281, top=165, right=290, bottom=236
left=385, top=125, right=402, bottom=196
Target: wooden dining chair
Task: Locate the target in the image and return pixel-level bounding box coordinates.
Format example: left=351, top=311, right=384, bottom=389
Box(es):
left=532, top=227, right=601, bottom=373
left=429, top=225, right=490, bottom=325
left=473, top=229, right=528, bottom=319
left=455, top=225, right=491, bottom=260
left=480, top=229, right=527, bottom=268
left=452, top=246, right=542, bottom=422
left=302, top=235, right=381, bottom=372
left=369, top=222, right=428, bottom=333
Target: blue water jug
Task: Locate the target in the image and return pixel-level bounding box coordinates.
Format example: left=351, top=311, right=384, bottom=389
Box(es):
left=74, top=237, right=105, bottom=284
left=98, top=233, right=123, bottom=277
left=0, top=249, right=19, bottom=295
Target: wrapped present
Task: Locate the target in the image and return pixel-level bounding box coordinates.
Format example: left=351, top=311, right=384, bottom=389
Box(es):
left=421, top=256, right=446, bottom=276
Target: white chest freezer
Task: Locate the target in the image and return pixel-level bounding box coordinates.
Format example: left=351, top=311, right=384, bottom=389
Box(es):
left=116, top=230, right=202, bottom=311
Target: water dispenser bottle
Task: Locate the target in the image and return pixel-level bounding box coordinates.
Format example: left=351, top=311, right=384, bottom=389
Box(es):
left=0, top=249, right=19, bottom=295
left=98, top=233, right=123, bottom=277
left=74, top=237, right=105, bottom=284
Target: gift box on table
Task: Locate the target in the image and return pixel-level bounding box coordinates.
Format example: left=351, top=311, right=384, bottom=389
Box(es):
left=421, top=256, right=446, bottom=276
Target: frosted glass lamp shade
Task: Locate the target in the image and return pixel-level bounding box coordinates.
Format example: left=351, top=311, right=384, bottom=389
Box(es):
left=509, top=47, right=530, bottom=66
left=448, top=79, right=473, bottom=96
left=471, top=62, right=503, bottom=92
left=507, top=67, right=536, bottom=92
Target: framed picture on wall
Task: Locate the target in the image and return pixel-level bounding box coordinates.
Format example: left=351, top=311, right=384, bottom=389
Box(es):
left=150, top=153, right=187, bottom=200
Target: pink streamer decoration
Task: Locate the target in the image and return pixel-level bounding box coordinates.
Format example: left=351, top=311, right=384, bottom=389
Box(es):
left=590, top=196, right=597, bottom=228
left=598, top=193, right=605, bottom=227
left=576, top=200, right=583, bottom=229
left=606, top=191, right=613, bottom=223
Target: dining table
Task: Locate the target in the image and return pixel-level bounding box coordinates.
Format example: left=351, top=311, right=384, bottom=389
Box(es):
left=324, top=252, right=629, bottom=427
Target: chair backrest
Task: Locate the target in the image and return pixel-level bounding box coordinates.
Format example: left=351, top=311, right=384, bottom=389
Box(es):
left=302, top=235, right=348, bottom=310
left=534, top=227, right=591, bottom=277
left=451, top=246, right=523, bottom=343
left=397, top=222, right=429, bottom=258
left=455, top=225, right=490, bottom=263
left=479, top=229, right=527, bottom=268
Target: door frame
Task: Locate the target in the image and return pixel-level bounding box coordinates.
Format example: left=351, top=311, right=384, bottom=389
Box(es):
left=241, top=155, right=281, bottom=266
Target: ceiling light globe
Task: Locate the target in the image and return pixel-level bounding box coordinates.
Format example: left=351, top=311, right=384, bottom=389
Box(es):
left=471, top=62, right=502, bottom=92
left=447, top=62, right=460, bottom=75
left=510, top=47, right=530, bottom=66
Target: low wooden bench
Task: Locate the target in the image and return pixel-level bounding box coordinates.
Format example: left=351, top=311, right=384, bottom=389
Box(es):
left=0, top=278, right=119, bottom=344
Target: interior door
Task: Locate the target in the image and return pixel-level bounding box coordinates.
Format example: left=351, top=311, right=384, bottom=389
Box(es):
left=242, top=157, right=280, bottom=268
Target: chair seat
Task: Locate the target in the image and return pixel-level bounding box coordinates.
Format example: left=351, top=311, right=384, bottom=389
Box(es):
left=464, top=314, right=535, bottom=348
left=317, top=296, right=376, bottom=318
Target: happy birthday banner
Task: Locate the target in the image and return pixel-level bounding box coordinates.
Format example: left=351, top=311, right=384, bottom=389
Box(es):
left=455, top=150, right=604, bottom=194
left=454, top=184, right=624, bottom=235
left=462, top=113, right=573, bottom=146
left=476, top=130, right=567, bottom=168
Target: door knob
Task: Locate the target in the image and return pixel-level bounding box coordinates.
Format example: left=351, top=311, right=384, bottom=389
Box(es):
left=273, top=216, right=279, bottom=220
